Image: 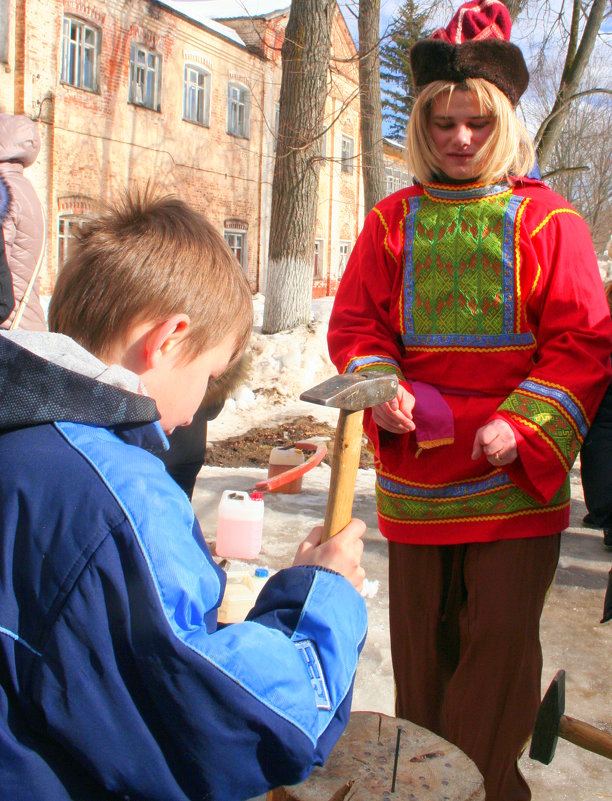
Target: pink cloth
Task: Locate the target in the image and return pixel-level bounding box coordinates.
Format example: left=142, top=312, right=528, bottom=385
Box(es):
left=411, top=380, right=455, bottom=456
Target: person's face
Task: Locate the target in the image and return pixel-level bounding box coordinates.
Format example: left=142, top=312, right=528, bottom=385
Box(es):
left=426, top=90, right=495, bottom=181
left=147, top=330, right=237, bottom=434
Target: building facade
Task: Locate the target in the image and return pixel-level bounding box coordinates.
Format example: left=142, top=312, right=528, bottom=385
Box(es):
left=0, top=0, right=408, bottom=302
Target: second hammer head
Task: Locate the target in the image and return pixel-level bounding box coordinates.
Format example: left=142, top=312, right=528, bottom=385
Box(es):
left=300, top=371, right=399, bottom=412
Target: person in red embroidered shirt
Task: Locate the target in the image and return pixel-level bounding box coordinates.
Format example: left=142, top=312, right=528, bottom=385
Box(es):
left=327, top=2, right=612, bottom=799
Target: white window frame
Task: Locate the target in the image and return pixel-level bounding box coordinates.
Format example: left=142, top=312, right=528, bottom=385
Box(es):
left=314, top=239, right=324, bottom=279
left=224, top=228, right=248, bottom=272
left=339, top=240, right=351, bottom=278
left=61, top=16, right=100, bottom=92
left=129, top=43, right=162, bottom=111
left=227, top=82, right=250, bottom=138
left=57, top=214, right=85, bottom=268
left=341, top=135, right=354, bottom=174
left=183, top=64, right=211, bottom=126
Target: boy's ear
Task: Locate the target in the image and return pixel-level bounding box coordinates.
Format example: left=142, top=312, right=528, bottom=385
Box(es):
left=144, top=314, right=191, bottom=369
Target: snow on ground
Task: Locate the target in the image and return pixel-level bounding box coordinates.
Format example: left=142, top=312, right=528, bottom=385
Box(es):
left=207, top=295, right=341, bottom=441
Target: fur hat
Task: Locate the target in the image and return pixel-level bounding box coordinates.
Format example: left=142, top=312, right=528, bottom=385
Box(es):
left=410, top=0, right=529, bottom=106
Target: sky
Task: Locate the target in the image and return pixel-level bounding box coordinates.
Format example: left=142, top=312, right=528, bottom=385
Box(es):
left=167, top=1, right=611, bottom=139
left=167, top=0, right=406, bottom=42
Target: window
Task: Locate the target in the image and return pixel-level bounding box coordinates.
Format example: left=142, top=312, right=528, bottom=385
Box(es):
left=225, top=229, right=247, bottom=272
left=61, top=16, right=100, bottom=91
left=314, top=239, right=324, bottom=279
left=341, top=135, right=354, bottom=174
left=339, top=241, right=351, bottom=278
left=385, top=164, right=410, bottom=196
left=183, top=65, right=211, bottom=126
left=227, top=83, right=250, bottom=138
left=129, top=43, right=162, bottom=111
left=1, top=0, right=11, bottom=63
left=57, top=215, right=84, bottom=268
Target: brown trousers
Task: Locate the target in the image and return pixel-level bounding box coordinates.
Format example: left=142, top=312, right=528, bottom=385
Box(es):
left=388, top=535, right=560, bottom=801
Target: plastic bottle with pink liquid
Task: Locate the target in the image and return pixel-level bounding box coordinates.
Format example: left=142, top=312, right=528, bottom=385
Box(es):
left=215, top=490, right=264, bottom=559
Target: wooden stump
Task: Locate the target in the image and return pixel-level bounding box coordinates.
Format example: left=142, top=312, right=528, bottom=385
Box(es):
left=267, top=711, right=485, bottom=801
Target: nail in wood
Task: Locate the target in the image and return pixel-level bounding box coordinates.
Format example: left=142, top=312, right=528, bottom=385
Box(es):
left=391, top=726, right=402, bottom=792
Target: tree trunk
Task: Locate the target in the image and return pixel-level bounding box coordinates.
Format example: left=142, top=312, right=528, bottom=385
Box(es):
left=262, top=0, right=334, bottom=334
left=501, top=0, right=527, bottom=22
left=359, top=0, right=386, bottom=214
left=536, top=0, right=608, bottom=171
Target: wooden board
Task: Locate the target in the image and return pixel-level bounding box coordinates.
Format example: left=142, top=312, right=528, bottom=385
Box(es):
left=267, top=711, right=485, bottom=801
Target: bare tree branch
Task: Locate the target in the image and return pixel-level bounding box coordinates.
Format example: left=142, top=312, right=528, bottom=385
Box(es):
left=542, top=164, right=589, bottom=180
left=534, top=87, right=612, bottom=147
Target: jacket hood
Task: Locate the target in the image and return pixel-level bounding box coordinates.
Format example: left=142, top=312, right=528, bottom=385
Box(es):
left=0, top=332, right=160, bottom=432
left=0, top=113, right=41, bottom=168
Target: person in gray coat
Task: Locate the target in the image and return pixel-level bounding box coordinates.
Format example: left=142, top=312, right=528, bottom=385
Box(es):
left=0, top=178, right=15, bottom=324
left=0, top=112, right=46, bottom=331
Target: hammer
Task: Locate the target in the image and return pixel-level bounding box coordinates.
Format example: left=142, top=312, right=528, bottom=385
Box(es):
left=300, top=371, right=398, bottom=542
left=529, top=669, right=612, bottom=764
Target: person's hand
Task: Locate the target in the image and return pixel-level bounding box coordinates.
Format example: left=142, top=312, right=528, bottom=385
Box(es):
left=471, top=418, right=517, bottom=466
left=292, top=518, right=366, bottom=592
left=371, top=385, right=416, bottom=434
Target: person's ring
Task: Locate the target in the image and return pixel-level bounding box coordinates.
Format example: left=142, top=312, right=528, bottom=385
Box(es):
left=494, top=451, right=501, bottom=461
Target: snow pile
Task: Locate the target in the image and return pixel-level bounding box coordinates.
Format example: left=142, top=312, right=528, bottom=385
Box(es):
left=598, top=257, right=612, bottom=283
left=214, top=295, right=339, bottom=439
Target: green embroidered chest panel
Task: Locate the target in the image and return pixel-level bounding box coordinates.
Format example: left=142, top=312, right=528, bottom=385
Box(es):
left=402, top=190, right=529, bottom=348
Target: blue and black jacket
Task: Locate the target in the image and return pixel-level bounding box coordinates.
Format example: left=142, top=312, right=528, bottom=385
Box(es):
left=0, top=332, right=368, bottom=801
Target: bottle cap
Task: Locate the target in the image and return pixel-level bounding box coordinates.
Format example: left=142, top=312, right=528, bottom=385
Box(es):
left=254, top=567, right=269, bottom=578
left=250, top=491, right=264, bottom=501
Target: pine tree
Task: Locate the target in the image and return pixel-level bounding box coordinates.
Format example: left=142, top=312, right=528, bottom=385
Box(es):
left=380, top=0, right=433, bottom=141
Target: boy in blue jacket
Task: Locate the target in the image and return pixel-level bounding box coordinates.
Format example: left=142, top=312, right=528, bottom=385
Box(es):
left=0, top=192, right=367, bottom=801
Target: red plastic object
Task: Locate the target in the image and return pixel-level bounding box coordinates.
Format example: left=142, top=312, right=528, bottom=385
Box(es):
left=254, top=441, right=328, bottom=493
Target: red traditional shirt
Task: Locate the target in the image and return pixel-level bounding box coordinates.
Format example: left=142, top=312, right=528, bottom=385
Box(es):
left=328, top=178, right=612, bottom=544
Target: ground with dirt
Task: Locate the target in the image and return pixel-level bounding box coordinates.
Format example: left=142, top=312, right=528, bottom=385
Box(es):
left=205, top=415, right=375, bottom=469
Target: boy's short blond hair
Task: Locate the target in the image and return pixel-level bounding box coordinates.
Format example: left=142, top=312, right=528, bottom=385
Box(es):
left=405, top=78, right=535, bottom=185
left=49, top=190, right=253, bottom=364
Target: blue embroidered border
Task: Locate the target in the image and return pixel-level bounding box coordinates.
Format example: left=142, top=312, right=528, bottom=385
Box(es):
left=377, top=471, right=513, bottom=499
left=346, top=355, right=401, bottom=373
left=518, top=379, right=588, bottom=437
left=401, top=193, right=533, bottom=349
left=423, top=182, right=510, bottom=201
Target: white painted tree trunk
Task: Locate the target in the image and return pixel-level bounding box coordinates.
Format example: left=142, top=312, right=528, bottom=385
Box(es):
left=262, top=0, right=334, bottom=335
left=263, top=256, right=314, bottom=333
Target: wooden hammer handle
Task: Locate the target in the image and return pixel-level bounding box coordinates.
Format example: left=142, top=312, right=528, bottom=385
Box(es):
left=321, top=408, right=364, bottom=542
left=560, top=715, right=612, bottom=759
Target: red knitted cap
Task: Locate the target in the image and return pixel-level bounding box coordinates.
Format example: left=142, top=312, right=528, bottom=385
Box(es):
left=431, top=0, right=512, bottom=44
left=410, top=0, right=529, bottom=105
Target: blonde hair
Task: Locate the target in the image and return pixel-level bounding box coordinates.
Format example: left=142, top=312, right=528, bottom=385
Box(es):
left=49, top=189, right=253, bottom=364
left=405, top=78, right=535, bottom=185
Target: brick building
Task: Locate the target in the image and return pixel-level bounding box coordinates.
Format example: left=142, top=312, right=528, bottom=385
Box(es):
left=0, top=0, right=410, bottom=301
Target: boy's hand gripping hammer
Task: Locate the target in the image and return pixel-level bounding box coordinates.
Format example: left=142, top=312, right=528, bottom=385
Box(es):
left=300, top=372, right=398, bottom=541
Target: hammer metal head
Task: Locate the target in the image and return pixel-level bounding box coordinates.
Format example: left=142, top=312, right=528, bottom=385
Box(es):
left=300, top=371, right=399, bottom=412
left=529, top=670, right=566, bottom=765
